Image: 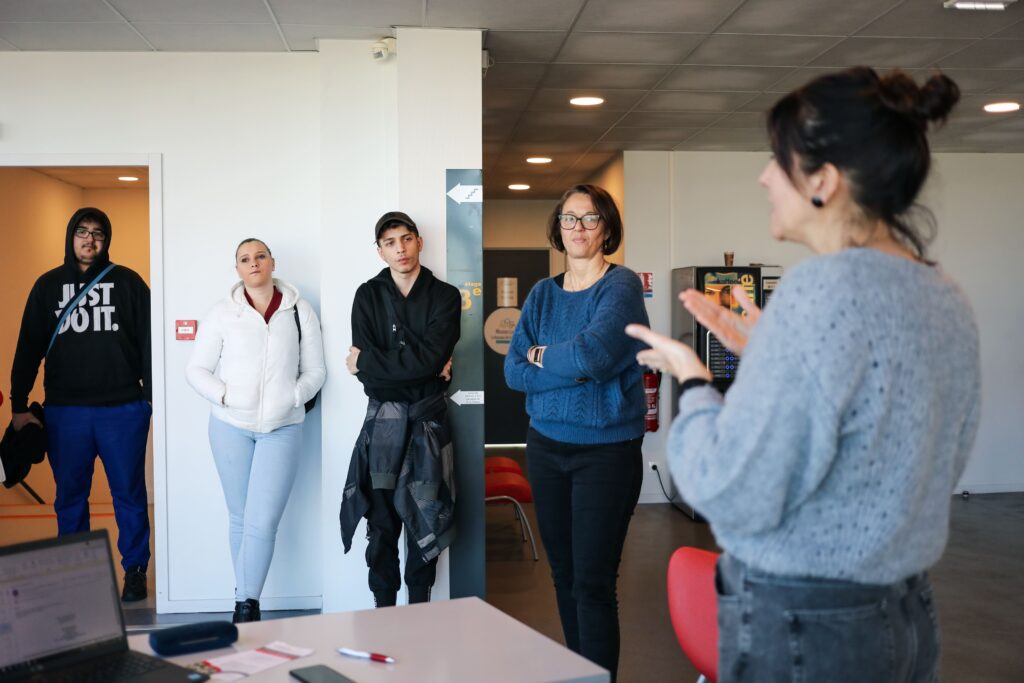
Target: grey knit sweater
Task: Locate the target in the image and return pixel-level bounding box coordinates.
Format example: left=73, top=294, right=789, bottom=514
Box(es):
left=670, top=248, right=981, bottom=584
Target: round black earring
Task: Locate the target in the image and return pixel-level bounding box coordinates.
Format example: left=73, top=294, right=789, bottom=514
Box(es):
left=811, top=196, right=824, bottom=208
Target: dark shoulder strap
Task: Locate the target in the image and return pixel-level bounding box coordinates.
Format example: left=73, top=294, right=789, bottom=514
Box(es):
left=46, top=263, right=116, bottom=357
left=293, top=306, right=302, bottom=342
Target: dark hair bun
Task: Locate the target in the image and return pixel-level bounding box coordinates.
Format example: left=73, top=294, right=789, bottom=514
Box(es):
left=878, top=70, right=960, bottom=128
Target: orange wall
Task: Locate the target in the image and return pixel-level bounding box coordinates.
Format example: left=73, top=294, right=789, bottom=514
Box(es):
left=1, top=169, right=149, bottom=508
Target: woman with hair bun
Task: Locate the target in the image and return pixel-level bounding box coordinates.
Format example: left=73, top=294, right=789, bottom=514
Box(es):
left=628, top=68, right=980, bottom=682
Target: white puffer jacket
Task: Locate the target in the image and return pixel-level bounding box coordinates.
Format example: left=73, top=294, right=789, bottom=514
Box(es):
left=186, top=279, right=326, bottom=433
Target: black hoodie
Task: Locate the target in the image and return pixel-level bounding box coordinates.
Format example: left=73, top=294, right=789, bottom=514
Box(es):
left=352, top=266, right=461, bottom=403
left=9, top=208, right=151, bottom=412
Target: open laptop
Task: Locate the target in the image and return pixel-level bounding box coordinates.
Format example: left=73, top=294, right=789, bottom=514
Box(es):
left=0, top=530, right=207, bottom=682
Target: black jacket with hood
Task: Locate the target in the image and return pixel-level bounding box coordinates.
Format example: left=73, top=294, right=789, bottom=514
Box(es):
left=10, top=208, right=151, bottom=412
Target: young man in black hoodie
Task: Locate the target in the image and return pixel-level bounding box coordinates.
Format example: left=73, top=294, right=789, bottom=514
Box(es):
left=342, top=211, right=461, bottom=607
left=10, top=207, right=152, bottom=602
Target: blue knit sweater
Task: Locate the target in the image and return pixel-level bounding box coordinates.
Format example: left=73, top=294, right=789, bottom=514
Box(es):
left=670, top=249, right=981, bottom=584
left=505, top=265, right=650, bottom=445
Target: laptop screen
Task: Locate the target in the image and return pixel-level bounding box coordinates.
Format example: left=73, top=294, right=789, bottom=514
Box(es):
left=0, top=531, right=126, bottom=675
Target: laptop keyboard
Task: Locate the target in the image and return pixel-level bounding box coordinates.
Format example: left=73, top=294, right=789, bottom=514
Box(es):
left=49, top=651, right=167, bottom=682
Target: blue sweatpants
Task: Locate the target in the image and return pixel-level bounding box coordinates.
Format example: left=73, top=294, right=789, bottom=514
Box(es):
left=44, top=401, right=152, bottom=571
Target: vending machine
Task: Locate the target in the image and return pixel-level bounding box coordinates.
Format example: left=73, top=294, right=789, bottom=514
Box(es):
left=670, top=265, right=782, bottom=406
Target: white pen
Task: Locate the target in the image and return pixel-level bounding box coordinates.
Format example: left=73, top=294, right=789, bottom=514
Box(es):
left=338, top=647, right=396, bottom=664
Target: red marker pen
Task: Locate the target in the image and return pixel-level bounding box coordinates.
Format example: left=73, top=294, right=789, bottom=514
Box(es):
left=338, top=647, right=396, bottom=664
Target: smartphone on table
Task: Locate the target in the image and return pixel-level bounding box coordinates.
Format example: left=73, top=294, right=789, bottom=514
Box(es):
left=289, top=664, right=357, bottom=683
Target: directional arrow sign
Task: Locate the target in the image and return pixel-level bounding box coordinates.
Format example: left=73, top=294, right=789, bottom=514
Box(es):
left=450, top=390, right=484, bottom=406
left=446, top=183, right=482, bottom=205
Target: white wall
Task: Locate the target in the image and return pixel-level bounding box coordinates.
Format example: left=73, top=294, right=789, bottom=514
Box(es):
left=625, top=150, right=1024, bottom=494
left=1, top=32, right=482, bottom=613
left=483, top=198, right=562, bottom=275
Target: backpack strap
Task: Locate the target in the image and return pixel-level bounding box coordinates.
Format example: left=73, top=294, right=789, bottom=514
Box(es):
left=46, top=263, right=116, bottom=357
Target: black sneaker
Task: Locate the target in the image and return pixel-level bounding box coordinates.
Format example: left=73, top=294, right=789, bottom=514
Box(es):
left=121, top=566, right=147, bottom=602
left=373, top=591, right=397, bottom=608
left=233, top=598, right=261, bottom=623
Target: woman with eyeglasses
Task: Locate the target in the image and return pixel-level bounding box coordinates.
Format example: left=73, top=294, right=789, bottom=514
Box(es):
left=505, top=184, right=649, bottom=681
left=186, top=238, right=326, bottom=623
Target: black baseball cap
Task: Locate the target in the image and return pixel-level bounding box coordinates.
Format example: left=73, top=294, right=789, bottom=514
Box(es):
left=374, top=211, right=418, bottom=242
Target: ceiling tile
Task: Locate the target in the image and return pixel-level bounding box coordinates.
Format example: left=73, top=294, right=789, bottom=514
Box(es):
left=517, top=110, right=624, bottom=127
left=938, top=40, right=1024, bottom=69
left=108, top=0, right=271, bottom=23
left=990, top=18, right=1024, bottom=40
left=638, top=90, right=759, bottom=112
left=280, top=24, right=391, bottom=50
left=735, top=92, right=788, bottom=112
left=686, top=34, right=841, bottom=66
left=720, top=0, right=898, bottom=36
left=602, top=126, right=701, bottom=142
left=659, top=65, right=792, bottom=91
left=542, top=63, right=671, bottom=89
left=993, top=76, right=1024, bottom=93
left=134, top=22, right=285, bottom=51
left=680, top=126, right=768, bottom=148
left=483, top=88, right=536, bottom=112
left=576, top=0, right=742, bottom=33
left=811, top=37, right=973, bottom=68
left=556, top=32, right=704, bottom=64
left=617, top=111, right=721, bottom=127
left=857, top=1, right=1023, bottom=39
left=485, top=30, right=564, bottom=62
left=482, top=62, right=547, bottom=89
left=710, top=112, right=767, bottom=128
left=512, top=125, right=607, bottom=143
left=0, top=21, right=152, bottom=50
left=527, top=88, right=647, bottom=111
left=0, top=35, right=16, bottom=49
left=767, top=67, right=843, bottom=93
left=947, top=94, right=1019, bottom=126
left=268, top=0, right=421, bottom=26
left=592, top=140, right=677, bottom=151
left=0, top=0, right=117, bottom=21
left=427, top=0, right=579, bottom=30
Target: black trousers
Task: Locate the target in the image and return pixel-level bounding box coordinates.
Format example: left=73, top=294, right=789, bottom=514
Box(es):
left=365, top=487, right=437, bottom=601
left=526, top=428, right=643, bottom=682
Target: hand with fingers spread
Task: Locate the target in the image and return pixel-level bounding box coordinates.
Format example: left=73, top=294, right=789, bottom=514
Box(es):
left=680, top=285, right=761, bottom=356
left=625, top=324, right=712, bottom=384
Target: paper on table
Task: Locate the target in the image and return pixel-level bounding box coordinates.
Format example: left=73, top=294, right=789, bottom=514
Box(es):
left=194, top=641, right=314, bottom=681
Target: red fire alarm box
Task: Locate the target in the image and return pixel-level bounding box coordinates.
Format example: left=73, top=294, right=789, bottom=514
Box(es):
left=176, top=320, right=197, bottom=341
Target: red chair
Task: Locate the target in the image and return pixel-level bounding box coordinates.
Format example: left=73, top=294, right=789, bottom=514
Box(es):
left=484, top=471, right=538, bottom=561
left=485, top=455, right=523, bottom=475
left=667, top=547, right=720, bottom=683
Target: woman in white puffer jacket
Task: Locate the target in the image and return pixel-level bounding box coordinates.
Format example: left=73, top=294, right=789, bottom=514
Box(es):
left=186, top=238, right=326, bottom=623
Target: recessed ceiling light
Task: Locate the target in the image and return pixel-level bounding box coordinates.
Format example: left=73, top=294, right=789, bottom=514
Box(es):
left=943, top=0, right=1016, bottom=8
left=118, top=176, right=139, bottom=182
left=526, top=157, right=552, bottom=164
left=509, top=184, right=531, bottom=191
left=983, top=101, right=1020, bottom=113
left=569, top=96, right=604, bottom=106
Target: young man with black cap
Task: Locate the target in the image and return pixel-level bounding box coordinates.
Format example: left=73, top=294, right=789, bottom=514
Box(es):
left=340, top=211, right=461, bottom=607
left=10, top=207, right=152, bottom=602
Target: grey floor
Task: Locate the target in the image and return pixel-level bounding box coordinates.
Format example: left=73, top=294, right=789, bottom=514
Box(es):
left=485, top=493, right=1024, bottom=683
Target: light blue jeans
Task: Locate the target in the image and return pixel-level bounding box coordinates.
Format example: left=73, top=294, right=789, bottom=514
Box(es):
left=208, top=416, right=302, bottom=601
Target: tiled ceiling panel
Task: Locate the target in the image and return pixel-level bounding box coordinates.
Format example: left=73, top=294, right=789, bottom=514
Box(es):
left=517, top=109, right=624, bottom=128
left=575, top=0, right=743, bottom=33
left=991, top=19, right=1024, bottom=40
left=542, top=63, right=672, bottom=89
left=638, top=90, right=760, bottom=112
left=485, top=30, right=565, bottom=63
left=281, top=24, right=390, bottom=50
left=108, top=0, right=271, bottom=23
left=0, top=0, right=118, bottom=22
left=720, top=0, right=898, bottom=37
left=482, top=62, right=547, bottom=89
left=603, top=126, right=700, bottom=143
left=427, top=0, right=581, bottom=31
left=810, top=37, right=973, bottom=68
left=556, top=32, right=704, bottom=64
left=267, top=0, right=421, bottom=27
left=135, top=23, right=285, bottom=51
left=685, top=34, right=842, bottom=66
left=617, top=111, right=722, bottom=127
left=0, top=22, right=152, bottom=50
left=658, top=65, right=792, bottom=91
left=857, top=1, right=1024, bottom=39
left=937, top=40, right=1024, bottom=69
left=527, top=88, right=648, bottom=111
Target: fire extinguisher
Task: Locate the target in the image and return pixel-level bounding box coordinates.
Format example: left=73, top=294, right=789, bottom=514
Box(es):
left=643, top=370, right=661, bottom=432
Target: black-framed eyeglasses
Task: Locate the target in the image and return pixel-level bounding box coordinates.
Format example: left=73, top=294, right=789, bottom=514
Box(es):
left=558, top=213, right=602, bottom=231
left=74, top=227, right=106, bottom=241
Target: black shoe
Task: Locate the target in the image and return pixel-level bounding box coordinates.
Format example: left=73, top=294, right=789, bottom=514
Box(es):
left=408, top=585, right=432, bottom=604
left=233, top=598, right=261, bottom=623
left=121, top=566, right=147, bottom=602
left=373, top=591, right=397, bottom=608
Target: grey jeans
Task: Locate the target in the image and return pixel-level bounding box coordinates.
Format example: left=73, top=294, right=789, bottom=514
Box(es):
left=716, top=554, right=940, bottom=683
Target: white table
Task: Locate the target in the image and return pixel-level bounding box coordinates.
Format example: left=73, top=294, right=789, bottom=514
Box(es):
left=129, top=597, right=609, bottom=682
